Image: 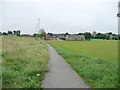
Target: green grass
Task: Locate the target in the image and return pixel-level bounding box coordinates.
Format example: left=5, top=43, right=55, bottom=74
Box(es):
left=2, top=36, right=49, bottom=88
left=47, top=40, right=118, bottom=88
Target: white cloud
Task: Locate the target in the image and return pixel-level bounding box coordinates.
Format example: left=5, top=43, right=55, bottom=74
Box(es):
left=1, top=0, right=119, bottom=34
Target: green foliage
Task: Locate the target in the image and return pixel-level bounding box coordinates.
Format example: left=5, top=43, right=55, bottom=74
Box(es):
left=2, top=37, right=49, bottom=88
left=48, top=40, right=118, bottom=88
left=39, top=29, right=46, bottom=38
left=84, top=32, right=92, bottom=40
left=65, top=32, right=69, bottom=37
left=40, top=32, right=46, bottom=38
left=95, top=33, right=106, bottom=39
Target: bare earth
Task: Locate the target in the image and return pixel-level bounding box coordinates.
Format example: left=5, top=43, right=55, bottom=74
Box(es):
left=42, top=43, right=90, bottom=88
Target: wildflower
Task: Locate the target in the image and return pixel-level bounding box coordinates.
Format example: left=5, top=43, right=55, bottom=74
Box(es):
left=37, top=74, right=40, bottom=76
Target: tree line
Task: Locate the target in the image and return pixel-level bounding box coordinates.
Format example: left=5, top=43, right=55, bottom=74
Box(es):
left=0, top=30, right=21, bottom=36
left=44, top=32, right=120, bottom=40
left=1, top=30, right=120, bottom=40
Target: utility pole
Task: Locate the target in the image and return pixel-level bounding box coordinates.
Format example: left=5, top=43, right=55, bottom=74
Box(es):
left=117, top=1, right=120, bottom=17
left=38, top=19, right=40, bottom=32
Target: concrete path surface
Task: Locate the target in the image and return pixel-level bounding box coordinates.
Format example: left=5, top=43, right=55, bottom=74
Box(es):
left=42, top=44, right=89, bottom=88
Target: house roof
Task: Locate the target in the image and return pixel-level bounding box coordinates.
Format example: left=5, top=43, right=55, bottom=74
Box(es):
left=67, top=35, right=85, bottom=38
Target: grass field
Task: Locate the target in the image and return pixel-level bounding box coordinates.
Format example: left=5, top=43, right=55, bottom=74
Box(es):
left=48, top=40, right=118, bottom=88
left=2, top=36, right=49, bottom=88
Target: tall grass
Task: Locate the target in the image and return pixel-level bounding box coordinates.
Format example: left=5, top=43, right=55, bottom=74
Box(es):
left=2, top=36, right=49, bottom=88
left=48, top=40, right=118, bottom=88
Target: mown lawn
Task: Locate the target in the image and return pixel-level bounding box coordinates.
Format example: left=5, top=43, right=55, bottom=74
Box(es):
left=2, top=36, right=49, bottom=88
left=48, top=40, right=118, bottom=88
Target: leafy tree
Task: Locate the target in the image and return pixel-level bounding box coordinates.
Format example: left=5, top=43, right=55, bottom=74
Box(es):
left=40, top=32, right=46, bottom=38
left=117, top=11, right=120, bottom=17
left=3, top=32, right=7, bottom=35
left=108, top=32, right=112, bottom=35
left=13, top=31, right=17, bottom=35
left=0, top=32, right=2, bottom=35
left=8, top=31, right=13, bottom=35
left=96, top=33, right=106, bottom=39
left=39, top=29, right=46, bottom=38
left=65, top=32, right=69, bottom=37
left=84, top=32, right=92, bottom=40
left=119, top=34, right=120, bottom=40
left=47, top=33, right=53, bottom=37
left=78, top=33, right=84, bottom=35
left=33, top=33, right=37, bottom=37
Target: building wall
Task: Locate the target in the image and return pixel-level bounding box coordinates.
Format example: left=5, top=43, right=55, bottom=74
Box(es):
left=65, top=35, right=85, bottom=40
left=92, top=31, right=96, bottom=37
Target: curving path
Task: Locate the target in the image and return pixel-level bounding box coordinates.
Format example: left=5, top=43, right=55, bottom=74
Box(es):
left=42, top=43, right=89, bottom=88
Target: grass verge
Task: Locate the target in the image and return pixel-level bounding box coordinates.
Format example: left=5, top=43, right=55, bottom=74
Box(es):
left=2, top=36, right=49, bottom=88
left=48, top=40, right=118, bottom=88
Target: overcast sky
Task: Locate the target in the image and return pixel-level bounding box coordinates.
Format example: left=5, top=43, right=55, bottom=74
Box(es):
left=0, top=0, right=119, bottom=34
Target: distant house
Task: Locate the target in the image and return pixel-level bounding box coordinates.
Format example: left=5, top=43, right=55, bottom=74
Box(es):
left=105, top=33, right=113, bottom=40
left=45, top=34, right=65, bottom=40
left=109, top=35, right=113, bottom=40
left=45, top=33, right=85, bottom=41
left=113, top=35, right=119, bottom=40
left=52, top=34, right=65, bottom=39
left=65, top=35, right=85, bottom=40
left=92, top=31, right=97, bottom=37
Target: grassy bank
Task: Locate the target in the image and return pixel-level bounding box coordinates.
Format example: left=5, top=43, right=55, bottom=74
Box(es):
left=2, top=36, right=49, bottom=88
left=48, top=40, right=118, bottom=88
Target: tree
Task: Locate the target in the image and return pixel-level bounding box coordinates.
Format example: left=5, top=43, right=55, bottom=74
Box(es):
left=8, top=31, right=13, bottom=35
left=78, top=33, right=84, bottom=35
left=47, top=32, right=53, bottom=37
left=33, top=33, right=37, bottom=37
left=65, top=32, right=69, bottom=37
left=83, top=32, right=92, bottom=40
left=108, top=32, right=112, bottom=35
left=13, top=31, right=17, bottom=35
left=117, top=11, right=120, bottom=17
left=3, top=32, right=7, bottom=35
left=39, top=29, right=46, bottom=38
left=118, top=34, right=120, bottom=40
left=40, top=32, right=46, bottom=38
left=96, top=33, right=106, bottom=39
left=0, top=32, right=2, bottom=36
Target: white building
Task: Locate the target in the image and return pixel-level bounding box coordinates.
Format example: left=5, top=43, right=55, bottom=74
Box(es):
left=65, top=35, right=85, bottom=40
left=92, top=31, right=97, bottom=37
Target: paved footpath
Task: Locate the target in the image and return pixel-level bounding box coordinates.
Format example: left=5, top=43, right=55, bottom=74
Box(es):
left=42, top=43, right=90, bottom=88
